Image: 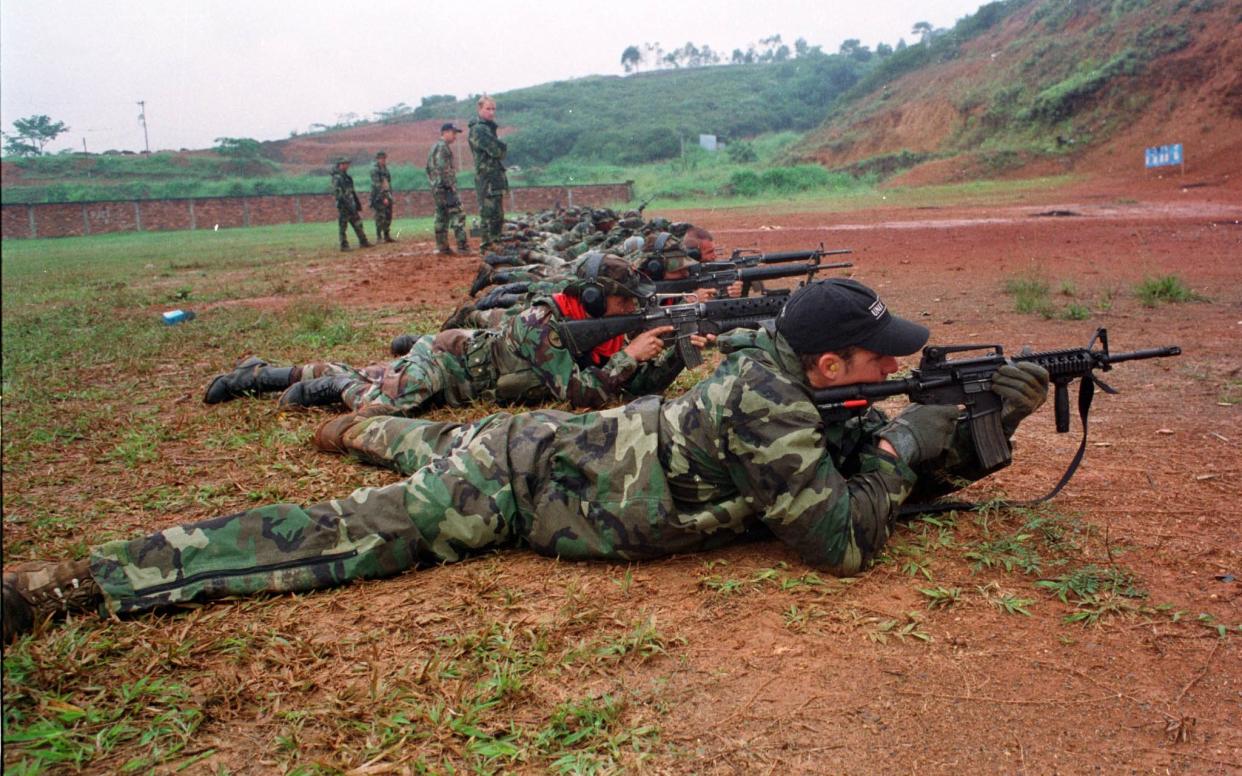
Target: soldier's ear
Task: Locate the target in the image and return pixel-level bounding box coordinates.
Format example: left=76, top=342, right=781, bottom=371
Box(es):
left=806, top=352, right=848, bottom=388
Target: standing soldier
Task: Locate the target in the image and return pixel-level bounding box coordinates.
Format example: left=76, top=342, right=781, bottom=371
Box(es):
left=468, top=95, right=508, bottom=252
left=332, top=157, right=370, bottom=251
left=426, top=123, right=469, bottom=255
left=370, top=151, right=395, bottom=243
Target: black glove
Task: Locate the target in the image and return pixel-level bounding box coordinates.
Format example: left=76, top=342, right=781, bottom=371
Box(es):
left=879, top=404, right=960, bottom=465
left=993, top=362, right=1050, bottom=435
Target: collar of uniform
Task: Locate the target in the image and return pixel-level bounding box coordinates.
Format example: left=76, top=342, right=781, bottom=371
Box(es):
left=716, top=325, right=812, bottom=392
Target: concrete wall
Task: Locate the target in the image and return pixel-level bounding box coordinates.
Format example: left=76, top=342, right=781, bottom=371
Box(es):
left=0, top=182, right=634, bottom=239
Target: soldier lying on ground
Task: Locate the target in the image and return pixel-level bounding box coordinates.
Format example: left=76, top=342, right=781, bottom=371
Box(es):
left=437, top=235, right=737, bottom=337
left=201, top=255, right=702, bottom=417
left=2, top=278, right=1050, bottom=642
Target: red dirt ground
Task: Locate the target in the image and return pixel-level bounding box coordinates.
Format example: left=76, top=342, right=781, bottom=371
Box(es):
left=182, top=172, right=1242, bottom=772
left=6, top=171, right=1239, bottom=774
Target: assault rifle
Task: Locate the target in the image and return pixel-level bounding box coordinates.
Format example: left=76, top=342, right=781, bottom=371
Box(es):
left=653, top=258, right=853, bottom=297
left=559, top=293, right=791, bottom=369
left=726, top=245, right=853, bottom=268
left=812, top=328, right=1181, bottom=511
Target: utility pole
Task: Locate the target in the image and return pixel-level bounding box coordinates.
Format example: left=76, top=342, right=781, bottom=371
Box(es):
left=137, top=100, right=150, bottom=153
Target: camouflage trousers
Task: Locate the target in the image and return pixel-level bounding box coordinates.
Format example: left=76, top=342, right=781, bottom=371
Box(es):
left=476, top=190, right=506, bottom=249
left=371, top=197, right=393, bottom=238
left=89, top=414, right=528, bottom=614
left=433, top=190, right=468, bottom=249
left=298, top=334, right=480, bottom=416
left=88, top=402, right=731, bottom=613
left=337, top=207, right=367, bottom=246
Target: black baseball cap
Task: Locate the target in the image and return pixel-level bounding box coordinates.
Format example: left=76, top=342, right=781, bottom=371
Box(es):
left=775, top=278, right=928, bottom=356
left=441, top=123, right=463, bottom=133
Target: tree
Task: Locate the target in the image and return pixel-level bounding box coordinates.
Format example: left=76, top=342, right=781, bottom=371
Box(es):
left=621, top=45, right=642, bottom=73
left=214, top=137, right=262, bottom=158
left=4, top=114, right=69, bottom=156
left=420, top=94, right=457, bottom=108
left=375, top=102, right=414, bottom=122
left=912, top=21, right=934, bottom=44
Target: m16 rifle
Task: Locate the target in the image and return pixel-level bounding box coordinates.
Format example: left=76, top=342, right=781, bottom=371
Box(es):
left=812, top=328, right=1181, bottom=510
left=725, top=245, right=853, bottom=268
left=653, top=258, right=853, bottom=297
left=558, top=293, right=791, bottom=369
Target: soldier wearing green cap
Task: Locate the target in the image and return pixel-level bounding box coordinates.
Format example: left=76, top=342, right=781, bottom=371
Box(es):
left=370, top=151, right=395, bottom=243
left=2, top=278, right=1050, bottom=642
left=427, top=124, right=470, bottom=254
left=331, top=157, right=371, bottom=251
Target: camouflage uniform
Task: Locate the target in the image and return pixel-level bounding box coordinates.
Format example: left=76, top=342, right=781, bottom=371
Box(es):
left=288, top=293, right=685, bottom=416
left=468, top=116, right=508, bottom=249
left=370, top=158, right=394, bottom=242
left=426, top=139, right=468, bottom=252
left=332, top=166, right=369, bottom=249
left=88, top=327, right=989, bottom=614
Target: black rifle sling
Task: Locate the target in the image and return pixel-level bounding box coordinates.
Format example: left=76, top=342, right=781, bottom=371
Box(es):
left=896, top=375, right=1096, bottom=517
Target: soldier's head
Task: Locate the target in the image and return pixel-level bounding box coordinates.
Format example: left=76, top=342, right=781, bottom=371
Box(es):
left=440, top=123, right=463, bottom=143
left=477, top=96, right=497, bottom=121
left=776, top=279, right=928, bottom=388
left=568, top=253, right=654, bottom=317
left=681, top=226, right=716, bottom=262
left=335, top=157, right=350, bottom=169
left=375, top=151, right=387, bottom=165
left=634, top=233, right=697, bottom=280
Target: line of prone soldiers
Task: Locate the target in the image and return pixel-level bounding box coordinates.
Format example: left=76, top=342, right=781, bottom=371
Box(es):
left=2, top=210, right=1052, bottom=644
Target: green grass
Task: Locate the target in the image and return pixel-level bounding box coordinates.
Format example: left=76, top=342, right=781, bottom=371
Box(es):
left=1133, top=274, right=1206, bottom=306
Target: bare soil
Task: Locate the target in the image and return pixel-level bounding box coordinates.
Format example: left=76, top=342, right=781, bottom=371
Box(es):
left=211, top=174, right=1240, bottom=772
left=7, top=174, right=1241, bottom=774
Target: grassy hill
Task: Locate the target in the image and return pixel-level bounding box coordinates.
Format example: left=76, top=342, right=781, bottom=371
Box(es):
left=790, top=0, right=1242, bottom=183
left=406, top=53, right=873, bottom=168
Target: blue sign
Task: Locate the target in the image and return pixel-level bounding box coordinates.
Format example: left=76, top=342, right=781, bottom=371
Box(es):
left=1145, top=143, right=1183, bottom=169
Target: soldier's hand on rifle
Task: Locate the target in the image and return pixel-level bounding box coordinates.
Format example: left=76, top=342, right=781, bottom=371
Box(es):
left=624, top=326, right=672, bottom=362
left=878, top=404, right=960, bottom=465
left=993, top=362, right=1050, bottom=435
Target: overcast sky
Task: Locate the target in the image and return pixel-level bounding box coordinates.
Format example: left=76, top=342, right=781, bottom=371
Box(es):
left=1, top=0, right=985, bottom=154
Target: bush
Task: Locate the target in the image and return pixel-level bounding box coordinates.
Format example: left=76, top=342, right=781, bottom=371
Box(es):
left=1133, top=275, right=1206, bottom=306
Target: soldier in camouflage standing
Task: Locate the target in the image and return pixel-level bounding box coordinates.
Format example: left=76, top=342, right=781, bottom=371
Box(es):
left=370, top=151, right=395, bottom=243
left=426, top=123, right=469, bottom=255
left=2, top=278, right=1052, bottom=640
left=468, top=95, right=508, bottom=252
left=332, top=157, right=371, bottom=251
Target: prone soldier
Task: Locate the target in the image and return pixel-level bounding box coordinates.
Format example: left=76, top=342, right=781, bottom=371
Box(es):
left=2, top=278, right=1051, bottom=641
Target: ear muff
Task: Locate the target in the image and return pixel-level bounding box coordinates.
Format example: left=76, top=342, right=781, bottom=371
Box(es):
left=640, top=256, right=666, bottom=280
left=579, top=252, right=608, bottom=318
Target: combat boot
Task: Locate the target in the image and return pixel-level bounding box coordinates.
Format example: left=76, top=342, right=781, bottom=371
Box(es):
left=203, top=358, right=296, bottom=404
left=3, top=559, right=101, bottom=643
left=469, top=264, right=495, bottom=296
left=390, top=333, right=418, bottom=358
left=340, top=243, right=351, bottom=252
left=278, top=375, right=353, bottom=408
left=434, top=230, right=454, bottom=255
left=384, top=231, right=396, bottom=244
left=360, top=237, right=373, bottom=248
left=457, top=238, right=471, bottom=254
left=440, top=303, right=479, bottom=330
left=483, top=252, right=522, bottom=268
